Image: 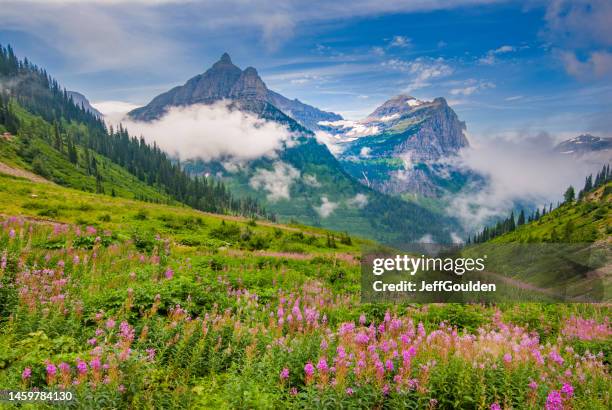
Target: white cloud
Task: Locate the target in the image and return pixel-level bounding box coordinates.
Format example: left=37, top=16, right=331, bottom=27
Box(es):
left=383, top=57, right=453, bottom=91
left=450, top=232, right=464, bottom=244
left=92, top=100, right=140, bottom=115
left=450, top=80, right=495, bottom=96
left=478, top=45, right=516, bottom=65
left=314, top=196, right=338, bottom=218
left=360, top=147, right=372, bottom=157
left=559, top=50, right=612, bottom=79
left=0, top=0, right=510, bottom=67
left=446, top=132, right=608, bottom=229
left=249, top=161, right=300, bottom=201
left=494, top=45, right=515, bottom=54
left=347, top=193, right=368, bottom=209
left=544, top=0, right=612, bottom=49
left=544, top=0, right=612, bottom=78
left=371, top=46, right=385, bottom=56
left=118, top=101, right=294, bottom=162
left=389, top=35, right=411, bottom=48
left=418, top=234, right=434, bottom=244
left=0, top=2, right=180, bottom=72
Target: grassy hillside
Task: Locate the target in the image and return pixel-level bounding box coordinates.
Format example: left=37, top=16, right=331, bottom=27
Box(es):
left=0, top=101, right=172, bottom=203
left=458, top=182, right=611, bottom=303
left=491, top=182, right=611, bottom=244
left=0, top=173, right=365, bottom=258
left=0, top=173, right=610, bottom=409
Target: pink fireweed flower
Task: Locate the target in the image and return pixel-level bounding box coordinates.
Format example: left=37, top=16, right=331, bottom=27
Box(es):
left=548, top=350, right=564, bottom=365
left=76, top=360, right=87, bottom=374
left=561, top=383, right=574, bottom=398
left=490, top=403, right=501, bottom=410
left=88, top=338, right=97, bottom=346
left=119, top=321, right=135, bottom=341
left=528, top=380, right=538, bottom=390
left=545, top=390, right=563, bottom=410
left=165, top=268, right=174, bottom=280
left=9, top=229, right=15, bottom=238
left=304, top=362, right=315, bottom=377
left=46, top=363, right=57, bottom=377
left=57, top=260, right=65, bottom=268
left=355, top=332, right=369, bottom=345
left=106, top=319, right=116, bottom=329
left=320, top=339, right=328, bottom=350
left=22, top=367, right=32, bottom=380
left=90, top=357, right=102, bottom=371
left=503, top=353, right=512, bottom=363
left=385, top=359, right=394, bottom=371
left=146, top=348, right=156, bottom=361
left=118, top=384, right=126, bottom=393
left=73, top=255, right=79, bottom=265
left=317, top=358, right=329, bottom=373
left=59, top=362, right=70, bottom=374
left=532, top=349, right=544, bottom=365
left=280, top=368, right=289, bottom=380
left=359, top=314, right=366, bottom=325
left=346, top=387, right=354, bottom=396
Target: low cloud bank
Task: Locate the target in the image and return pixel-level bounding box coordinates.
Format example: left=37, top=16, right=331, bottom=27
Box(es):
left=314, top=196, right=339, bottom=218
left=249, top=161, right=300, bottom=201
left=118, top=102, right=294, bottom=162
left=448, top=132, right=609, bottom=229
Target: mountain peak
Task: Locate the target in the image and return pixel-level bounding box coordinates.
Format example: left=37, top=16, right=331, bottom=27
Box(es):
left=554, top=134, right=612, bottom=155
left=212, top=52, right=236, bottom=70
left=229, top=66, right=268, bottom=101
left=366, top=94, right=424, bottom=120
left=128, top=56, right=342, bottom=127
left=220, top=52, right=232, bottom=64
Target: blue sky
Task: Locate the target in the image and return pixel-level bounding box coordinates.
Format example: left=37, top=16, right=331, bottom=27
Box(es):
left=1, top=0, right=611, bottom=139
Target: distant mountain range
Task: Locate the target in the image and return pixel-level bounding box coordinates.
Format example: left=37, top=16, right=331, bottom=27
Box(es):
left=128, top=54, right=460, bottom=243
left=67, top=91, right=103, bottom=119
left=128, top=53, right=341, bottom=130
left=554, top=134, right=612, bottom=156
left=321, top=95, right=476, bottom=197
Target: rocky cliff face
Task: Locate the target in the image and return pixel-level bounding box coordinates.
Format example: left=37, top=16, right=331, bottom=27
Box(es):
left=327, top=95, right=472, bottom=197
left=128, top=53, right=342, bottom=130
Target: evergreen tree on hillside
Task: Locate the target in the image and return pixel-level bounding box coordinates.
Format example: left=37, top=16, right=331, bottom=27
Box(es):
left=563, top=186, right=575, bottom=203
left=0, top=43, right=267, bottom=219
left=517, top=209, right=525, bottom=226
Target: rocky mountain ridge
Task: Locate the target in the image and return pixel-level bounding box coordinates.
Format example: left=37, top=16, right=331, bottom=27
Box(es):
left=128, top=53, right=341, bottom=130
left=323, top=94, right=472, bottom=197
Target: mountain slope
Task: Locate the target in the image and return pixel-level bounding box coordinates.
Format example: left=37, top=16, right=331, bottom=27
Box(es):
left=129, top=55, right=461, bottom=243
left=324, top=95, right=474, bottom=198
left=0, top=44, right=266, bottom=218
left=67, top=91, right=103, bottom=119
left=491, top=182, right=611, bottom=244
left=0, top=100, right=172, bottom=202
left=128, top=53, right=342, bottom=130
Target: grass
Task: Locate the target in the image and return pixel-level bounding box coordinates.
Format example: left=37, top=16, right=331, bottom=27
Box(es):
left=0, top=172, right=609, bottom=409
